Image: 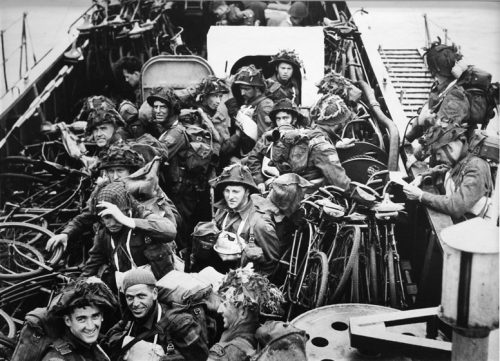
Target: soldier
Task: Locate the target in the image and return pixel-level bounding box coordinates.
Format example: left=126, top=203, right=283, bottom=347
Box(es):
left=86, top=108, right=126, bottom=150
left=266, top=49, right=303, bottom=105
left=46, top=143, right=179, bottom=255
left=231, top=65, right=274, bottom=144
left=208, top=264, right=284, bottom=361
left=211, top=1, right=255, bottom=26
left=403, top=124, right=493, bottom=222
left=279, top=1, right=309, bottom=27
left=41, top=280, right=118, bottom=361
left=104, top=268, right=209, bottom=361
left=147, top=87, right=214, bottom=249
left=81, top=181, right=177, bottom=287
left=115, top=56, right=143, bottom=106
left=246, top=98, right=352, bottom=193
left=405, top=40, right=470, bottom=154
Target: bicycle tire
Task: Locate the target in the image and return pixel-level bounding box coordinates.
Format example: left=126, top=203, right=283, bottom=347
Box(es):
left=387, top=248, right=398, bottom=309
left=0, top=239, right=46, bottom=280
left=369, top=242, right=379, bottom=303
left=0, top=308, right=16, bottom=338
left=295, top=251, right=329, bottom=309
left=329, top=225, right=362, bottom=302
left=0, top=222, right=62, bottom=266
left=350, top=250, right=360, bottom=303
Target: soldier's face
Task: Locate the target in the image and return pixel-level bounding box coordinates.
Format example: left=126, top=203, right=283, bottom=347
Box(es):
left=218, top=301, right=243, bottom=329
left=435, top=140, right=462, bottom=166
left=275, top=111, right=294, bottom=128
left=101, top=214, right=123, bottom=234
left=106, top=166, right=130, bottom=182
left=205, top=93, right=224, bottom=111
left=277, top=63, right=293, bottom=81
left=152, top=100, right=169, bottom=123
left=223, top=185, right=249, bottom=211
left=92, top=124, right=115, bottom=148
left=64, top=305, right=103, bottom=345
left=123, top=69, right=140, bottom=88
left=240, top=85, right=257, bottom=103
left=125, top=284, right=158, bottom=319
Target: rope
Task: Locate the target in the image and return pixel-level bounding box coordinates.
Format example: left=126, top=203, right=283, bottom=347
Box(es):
left=1, top=15, right=23, bottom=33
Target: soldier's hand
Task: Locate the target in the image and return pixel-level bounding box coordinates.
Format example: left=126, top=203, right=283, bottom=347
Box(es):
left=403, top=184, right=424, bottom=201
left=335, top=138, right=355, bottom=149
left=430, top=164, right=451, bottom=175
left=257, top=182, right=266, bottom=194
left=46, top=233, right=68, bottom=252
left=97, top=201, right=136, bottom=229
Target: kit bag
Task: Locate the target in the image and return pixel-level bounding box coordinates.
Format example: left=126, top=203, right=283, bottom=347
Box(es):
left=182, top=124, right=214, bottom=174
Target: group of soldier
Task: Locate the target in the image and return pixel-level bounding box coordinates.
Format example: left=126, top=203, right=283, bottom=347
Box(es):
left=16, top=37, right=496, bottom=361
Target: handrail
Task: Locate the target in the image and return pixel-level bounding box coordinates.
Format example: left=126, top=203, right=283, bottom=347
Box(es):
left=356, top=80, right=400, bottom=171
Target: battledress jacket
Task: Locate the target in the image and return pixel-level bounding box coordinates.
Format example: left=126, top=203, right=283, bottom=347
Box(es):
left=247, top=95, right=274, bottom=139
left=266, top=75, right=300, bottom=105
left=207, top=320, right=258, bottom=361
left=420, top=153, right=492, bottom=220
left=246, top=128, right=351, bottom=191
left=81, top=212, right=175, bottom=280
left=103, top=301, right=209, bottom=361
left=41, top=331, right=109, bottom=361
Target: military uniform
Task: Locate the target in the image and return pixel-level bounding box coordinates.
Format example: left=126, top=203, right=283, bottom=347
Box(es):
left=247, top=128, right=351, bottom=191
left=421, top=152, right=492, bottom=220
left=41, top=332, right=110, bottom=361
left=207, top=324, right=257, bottom=361
left=104, top=301, right=209, bottom=361
left=266, top=75, right=300, bottom=105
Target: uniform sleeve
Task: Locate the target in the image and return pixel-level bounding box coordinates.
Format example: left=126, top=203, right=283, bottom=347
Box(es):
left=134, top=213, right=176, bottom=242
left=102, top=320, right=129, bottom=358
left=254, top=99, right=274, bottom=135
left=421, top=158, right=491, bottom=219
left=436, top=85, right=470, bottom=126
left=161, top=126, right=188, bottom=159
left=246, top=135, right=269, bottom=185
left=62, top=211, right=96, bottom=244
left=81, top=231, right=109, bottom=277
left=310, top=141, right=351, bottom=191
left=252, top=213, right=281, bottom=274
left=208, top=343, right=248, bottom=361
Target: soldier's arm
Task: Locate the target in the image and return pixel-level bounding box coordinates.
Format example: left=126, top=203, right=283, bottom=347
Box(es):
left=252, top=214, right=281, bottom=273
left=61, top=211, right=97, bottom=245
left=436, top=86, right=470, bottom=125
left=169, top=314, right=209, bottom=361
left=207, top=343, right=249, bottom=361
left=311, top=141, right=351, bottom=191
left=246, top=135, right=268, bottom=185
left=81, top=232, right=109, bottom=277
left=160, top=127, right=188, bottom=160
left=421, top=158, right=491, bottom=219
left=256, top=99, right=274, bottom=133
left=134, top=213, right=177, bottom=242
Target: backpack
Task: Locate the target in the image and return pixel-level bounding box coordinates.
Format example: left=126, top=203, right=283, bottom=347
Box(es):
left=456, top=66, right=499, bottom=129
left=182, top=124, right=215, bottom=174
left=10, top=307, right=63, bottom=361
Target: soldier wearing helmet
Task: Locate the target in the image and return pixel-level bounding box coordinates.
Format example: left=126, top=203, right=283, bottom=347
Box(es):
left=208, top=264, right=284, bottom=361
left=47, top=143, right=179, bottom=260
left=266, top=49, right=303, bottom=105
left=246, top=98, right=352, bottom=193
left=231, top=65, right=274, bottom=142
left=81, top=181, right=177, bottom=289
left=403, top=124, right=492, bottom=221
left=85, top=108, right=125, bottom=149
left=40, top=280, right=118, bottom=361
left=405, top=39, right=470, bottom=146
left=280, top=1, right=309, bottom=27
left=211, top=1, right=256, bottom=26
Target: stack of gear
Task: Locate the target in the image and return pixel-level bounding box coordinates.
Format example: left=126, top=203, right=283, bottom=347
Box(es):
left=315, top=71, right=362, bottom=105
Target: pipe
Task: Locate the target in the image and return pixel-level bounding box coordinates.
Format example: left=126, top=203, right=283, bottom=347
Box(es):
left=357, top=80, right=400, bottom=171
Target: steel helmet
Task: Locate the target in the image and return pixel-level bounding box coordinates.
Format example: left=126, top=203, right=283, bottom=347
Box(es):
left=118, top=100, right=139, bottom=124
left=269, top=49, right=303, bottom=75
left=316, top=71, right=363, bottom=104
left=288, top=1, right=308, bottom=18
left=209, top=163, right=259, bottom=199
left=214, top=231, right=243, bottom=261
left=98, top=142, right=146, bottom=171
left=269, top=98, right=307, bottom=127
left=233, top=65, right=266, bottom=89
left=310, top=94, right=353, bottom=126
left=85, top=108, right=125, bottom=136
left=195, top=76, right=229, bottom=101
left=146, top=86, right=181, bottom=115
left=424, top=39, right=463, bottom=77
left=420, top=123, right=468, bottom=153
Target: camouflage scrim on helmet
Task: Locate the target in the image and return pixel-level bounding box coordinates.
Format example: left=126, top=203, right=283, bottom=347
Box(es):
left=269, top=49, right=304, bottom=70
left=424, top=38, right=463, bottom=77
left=146, top=86, right=181, bottom=115
left=89, top=181, right=137, bottom=215
left=218, top=264, right=285, bottom=315
left=98, top=142, right=146, bottom=171
left=85, top=108, right=125, bottom=136
left=49, top=279, right=118, bottom=316
left=194, top=76, right=229, bottom=102
left=233, top=65, right=266, bottom=89
left=419, top=123, right=468, bottom=154
left=316, top=71, right=362, bottom=104
left=78, top=95, right=116, bottom=123
left=310, top=94, right=353, bottom=128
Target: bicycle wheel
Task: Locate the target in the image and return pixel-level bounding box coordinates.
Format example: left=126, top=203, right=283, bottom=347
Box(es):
left=294, top=251, right=329, bottom=309
left=0, top=309, right=15, bottom=339
left=0, top=222, right=62, bottom=266
left=369, top=241, right=379, bottom=303
left=386, top=247, right=398, bottom=309
left=328, top=225, right=362, bottom=303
